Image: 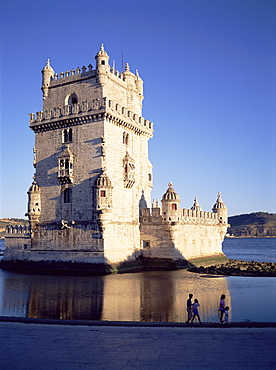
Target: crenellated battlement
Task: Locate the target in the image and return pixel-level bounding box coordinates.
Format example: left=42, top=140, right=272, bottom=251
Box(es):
left=29, top=98, right=153, bottom=132
left=106, top=98, right=153, bottom=130
left=51, top=64, right=94, bottom=81
left=48, top=62, right=139, bottom=86
left=6, top=225, right=30, bottom=234
left=141, top=207, right=221, bottom=225
left=182, top=208, right=219, bottom=220
left=29, top=98, right=105, bottom=123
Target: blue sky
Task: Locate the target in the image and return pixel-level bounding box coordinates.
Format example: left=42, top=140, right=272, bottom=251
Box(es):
left=0, top=0, right=275, bottom=218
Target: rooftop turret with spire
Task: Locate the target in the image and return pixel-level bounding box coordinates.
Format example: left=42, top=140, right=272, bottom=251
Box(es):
left=41, top=59, right=55, bottom=101
left=95, top=44, right=110, bottom=85
left=212, top=192, right=228, bottom=224
left=161, top=183, right=181, bottom=221
left=26, top=177, right=41, bottom=226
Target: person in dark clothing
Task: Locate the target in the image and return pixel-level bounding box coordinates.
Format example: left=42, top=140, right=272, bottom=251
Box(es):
left=186, top=293, right=193, bottom=324
left=219, top=294, right=226, bottom=323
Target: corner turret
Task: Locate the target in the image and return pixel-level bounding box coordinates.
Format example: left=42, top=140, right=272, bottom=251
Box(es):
left=95, top=168, right=113, bottom=211
left=26, top=178, right=41, bottom=225
left=161, top=183, right=181, bottom=221
left=41, top=59, right=55, bottom=100
left=123, top=63, right=135, bottom=87
left=95, top=44, right=110, bottom=85
left=212, top=192, right=228, bottom=224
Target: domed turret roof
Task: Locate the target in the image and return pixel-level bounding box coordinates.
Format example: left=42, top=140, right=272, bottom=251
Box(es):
left=162, top=183, right=180, bottom=201
left=28, top=179, right=40, bottom=193
left=96, top=168, right=112, bottom=188
left=95, top=43, right=109, bottom=58
left=212, top=192, right=227, bottom=210
left=191, top=197, right=202, bottom=211
left=123, top=63, right=135, bottom=77
left=41, top=59, right=54, bottom=73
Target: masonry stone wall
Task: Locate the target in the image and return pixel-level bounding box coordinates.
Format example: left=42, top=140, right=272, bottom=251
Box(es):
left=140, top=206, right=228, bottom=261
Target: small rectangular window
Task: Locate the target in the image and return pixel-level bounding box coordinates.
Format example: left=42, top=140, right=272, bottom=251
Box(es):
left=100, top=190, right=106, bottom=197
left=142, top=240, right=150, bottom=249
left=64, top=188, right=71, bottom=203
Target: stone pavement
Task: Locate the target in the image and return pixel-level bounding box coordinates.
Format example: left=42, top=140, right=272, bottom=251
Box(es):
left=0, top=321, right=275, bottom=370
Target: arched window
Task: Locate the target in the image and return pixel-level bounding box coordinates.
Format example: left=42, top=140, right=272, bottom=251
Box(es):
left=66, top=93, right=78, bottom=105
left=148, top=173, right=152, bottom=181
left=68, top=128, right=72, bottom=142
left=123, top=132, right=129, bottom=145
left=172, top=203, right=177, bottom=210
left=63, top=128, right=73, bottom=143
left=63, top=129, right=68, bottom=143
left=64, top=188, right=71, bottom=203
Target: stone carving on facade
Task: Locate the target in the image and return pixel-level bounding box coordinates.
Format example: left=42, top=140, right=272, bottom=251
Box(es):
left=123, top=152, right=135, bottom=188
left=61, top=220, right=70, bottom=229
left=58, top=146, right=74, bottom=184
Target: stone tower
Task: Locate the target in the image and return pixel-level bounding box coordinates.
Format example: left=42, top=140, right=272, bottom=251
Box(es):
left=3, top=45, right=229, bottom=273
left=26, top=44, right=154, bottom=270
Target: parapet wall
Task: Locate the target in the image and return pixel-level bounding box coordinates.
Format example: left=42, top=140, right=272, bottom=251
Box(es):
left=49, top=63, right=131, bottom=84
left=29, top=98, right=153, bottom=133
left=141, top=207, right=222, bottom=226
left=5, top=225, right=30, bottom=234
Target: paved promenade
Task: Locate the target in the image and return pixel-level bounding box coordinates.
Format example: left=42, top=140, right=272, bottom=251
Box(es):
left=0, top=320, right=275, bottom=369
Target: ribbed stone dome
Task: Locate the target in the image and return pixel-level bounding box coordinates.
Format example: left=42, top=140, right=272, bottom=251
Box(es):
left=212, top=192, right=227, bottom=210
left=96, top=170, right=112, bottom=188
left=41, top=59, right=54, bottom=73
left=95, top=43, right=109, bottom=58
left=191, top=197, right=202, bottom=211
left=162, top=183, right=180, bottom=201
left=28, top=180, right=40, bottom=193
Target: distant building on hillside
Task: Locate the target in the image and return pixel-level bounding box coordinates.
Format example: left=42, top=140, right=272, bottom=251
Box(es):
left=3, top=45, right=229, bottom=273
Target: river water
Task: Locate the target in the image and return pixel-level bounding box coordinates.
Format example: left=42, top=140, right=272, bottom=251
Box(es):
left=0, top=238, right=275, bottom=322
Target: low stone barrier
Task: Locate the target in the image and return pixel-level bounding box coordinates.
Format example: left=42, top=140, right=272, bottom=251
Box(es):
left=188, top=259, right=276, bottom=276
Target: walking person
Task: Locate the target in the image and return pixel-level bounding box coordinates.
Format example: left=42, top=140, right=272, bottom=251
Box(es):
left=223, top=306, right=230, bottom=324
left=219, top=294, right=226, bottom=323
left=186, top=293, right=193, bottom=324
left=191, top=298, right=202, bottom=324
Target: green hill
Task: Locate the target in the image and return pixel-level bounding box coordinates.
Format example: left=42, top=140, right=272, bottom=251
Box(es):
left=0, top=218, right=29, bottom=237
left=227, top=212, right=276, bottom=237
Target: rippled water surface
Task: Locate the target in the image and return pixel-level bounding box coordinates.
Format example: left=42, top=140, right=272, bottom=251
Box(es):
left=223, top=237, right=276, bottom=262
left=0, top=238, right=275, bottom=322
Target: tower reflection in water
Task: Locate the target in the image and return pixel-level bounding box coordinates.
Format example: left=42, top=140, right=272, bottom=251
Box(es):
left=0, top=270, right=230, bottom=322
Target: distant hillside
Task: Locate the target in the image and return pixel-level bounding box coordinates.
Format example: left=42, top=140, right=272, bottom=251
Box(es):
left=228, top=212, right=276, bottom=237
left=0, top=218, right=29, bottom=237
